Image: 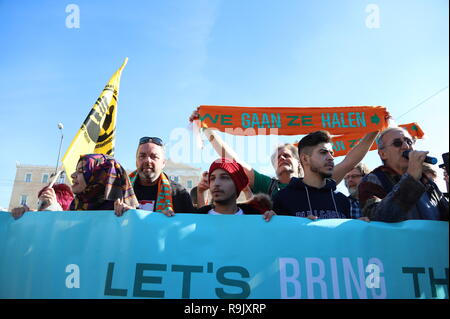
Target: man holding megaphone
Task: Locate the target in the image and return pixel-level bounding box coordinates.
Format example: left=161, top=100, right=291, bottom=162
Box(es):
left=358, top=127, right=448, bottom=222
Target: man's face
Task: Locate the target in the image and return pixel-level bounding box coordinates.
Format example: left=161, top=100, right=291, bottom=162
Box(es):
left=273, top=147, right=299, bottom=177
left=136, top=142, right=166, bottom=184
left=378, top=130, right=413, bottom=172
left=209, top=169, right=237, bottom=205
left=305, top=142, right=335, bottom=178
left=344, top=168, right=363, bottom=195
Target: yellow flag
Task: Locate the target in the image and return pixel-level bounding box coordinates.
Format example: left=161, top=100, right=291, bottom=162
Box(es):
left=61, top=58, right=128, bottom=182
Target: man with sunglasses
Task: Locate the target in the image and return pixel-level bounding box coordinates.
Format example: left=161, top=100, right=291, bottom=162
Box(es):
left=358, top=127, right=449, bottom=222
left=115, top=136, right=195, bottom=215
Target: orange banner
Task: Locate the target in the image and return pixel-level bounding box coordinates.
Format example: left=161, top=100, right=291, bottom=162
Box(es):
left=399, top=122, right=425, bottom=140
left=291, top=122, right=425, bottom=157
left=197, top=105, right=389, bottom=136
left=330, top=122, right=425, bottom=157
left=330, top=134, right=378, bottom=157
left=292, top=134, right=372, bottom=157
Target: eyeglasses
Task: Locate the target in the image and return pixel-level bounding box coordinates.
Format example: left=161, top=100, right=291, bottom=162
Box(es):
left=388, top=137, right=414, bottom=148
left=139, top=136, right=164, bottom=146
left=344, top=174, right=363, bottom=180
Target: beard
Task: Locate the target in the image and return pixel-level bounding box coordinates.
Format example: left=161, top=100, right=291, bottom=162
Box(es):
left=310, top=164, right=333, bottom=179
left=348, top=186, right=358, bottom=197
left=138, top=165, right=160, bottom=184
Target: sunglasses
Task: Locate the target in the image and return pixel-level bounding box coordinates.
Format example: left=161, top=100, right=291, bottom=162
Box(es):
left=389, top=137, right=414, bottom=148
left=139, top=136, right=164, bottom=146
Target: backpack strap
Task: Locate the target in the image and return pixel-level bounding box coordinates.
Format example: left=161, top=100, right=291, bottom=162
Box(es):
left=268, top=178, right=279, bottom=197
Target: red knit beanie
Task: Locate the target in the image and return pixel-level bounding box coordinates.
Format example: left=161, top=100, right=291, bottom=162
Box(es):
left=208, top=158, right=249, bottom=196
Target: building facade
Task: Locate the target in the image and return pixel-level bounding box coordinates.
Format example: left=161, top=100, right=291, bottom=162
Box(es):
left=9, top=161, right=202, bottom=211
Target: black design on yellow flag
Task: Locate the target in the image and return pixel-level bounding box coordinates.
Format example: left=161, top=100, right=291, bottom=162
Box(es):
left=62, top=58, right=127, bottom=182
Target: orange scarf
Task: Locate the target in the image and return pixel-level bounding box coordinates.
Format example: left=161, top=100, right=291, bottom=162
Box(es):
left=129, top=171, right=174, bottom=212
left=329, top=122, right=424, bottom=157
left=197, top=105, right=389, bottom=136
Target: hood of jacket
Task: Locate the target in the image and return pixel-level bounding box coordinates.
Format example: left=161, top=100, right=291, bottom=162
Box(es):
left=273, top=177, right=351, bottom=219
left=287, top=177, right=337, bottom=192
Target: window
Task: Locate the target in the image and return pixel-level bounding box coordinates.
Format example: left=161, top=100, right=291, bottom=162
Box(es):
left=42, top=174, right=49, bottom=184
left=20, top=195, right=28, bottom=206
left=187, top=180, right=193, bottom=188
left=59, top=172, right=65, bottom=184
left=24, top=173, right=32, bottom=183
left=170, top=176, right=179, bottom=183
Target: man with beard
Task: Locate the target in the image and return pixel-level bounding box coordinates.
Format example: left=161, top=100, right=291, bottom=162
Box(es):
left=115, top=136, right=195, bottom=215
left=344, top=162, right=371, bottom=219
left=273, top=131, right=352, bottom=220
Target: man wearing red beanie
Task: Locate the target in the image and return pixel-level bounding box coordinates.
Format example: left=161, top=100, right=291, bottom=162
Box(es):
left=196, top=159, right=275, bottom=220
left=163, top=158, right=275, bottom=220
left=207, top=158, right=249, bottom=214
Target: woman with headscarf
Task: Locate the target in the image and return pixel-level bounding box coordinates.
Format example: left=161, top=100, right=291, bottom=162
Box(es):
left=68, top=154, right=138, bottom=213
left=12, top=154, right=139, bottom=218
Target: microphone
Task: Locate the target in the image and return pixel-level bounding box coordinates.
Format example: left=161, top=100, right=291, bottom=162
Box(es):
left=402, top=150, right=438, bottom=165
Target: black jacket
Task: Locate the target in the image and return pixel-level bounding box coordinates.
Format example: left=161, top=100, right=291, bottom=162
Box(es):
left=358, top=165, right=449, bottom=222
left=195, top=193, right=273, bottom=215
left=169, top=180, right=196, bottom=213
left=273, top=177, right=351, bottom=219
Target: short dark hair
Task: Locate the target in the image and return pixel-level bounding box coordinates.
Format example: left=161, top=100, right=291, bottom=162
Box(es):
left=190, top=186, right=198, bottom=205
left=297, top=130, right=332, bottom=155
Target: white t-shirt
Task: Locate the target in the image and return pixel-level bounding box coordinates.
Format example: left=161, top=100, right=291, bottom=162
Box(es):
left=138, top=200, right=155, bottom=212
left=208, top=208, right=244, bottom=215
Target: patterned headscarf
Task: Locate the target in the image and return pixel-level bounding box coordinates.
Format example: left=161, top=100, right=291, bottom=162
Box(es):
left=70, top=154, right=139, bottom=211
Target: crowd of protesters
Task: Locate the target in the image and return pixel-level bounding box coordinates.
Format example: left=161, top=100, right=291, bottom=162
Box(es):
left=10, top=111, right=449, bottom=223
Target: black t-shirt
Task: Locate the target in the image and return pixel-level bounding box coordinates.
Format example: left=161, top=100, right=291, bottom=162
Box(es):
left=133, top=178, right=158, bottom=211
left=134, top=180, right=158, bottom=202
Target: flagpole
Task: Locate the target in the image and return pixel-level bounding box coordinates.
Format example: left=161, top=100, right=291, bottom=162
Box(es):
left=55, top=123, right=64, bottom=176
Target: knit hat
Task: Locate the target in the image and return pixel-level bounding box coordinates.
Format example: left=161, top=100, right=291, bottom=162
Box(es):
left=208, top=158, right=249, bottom=196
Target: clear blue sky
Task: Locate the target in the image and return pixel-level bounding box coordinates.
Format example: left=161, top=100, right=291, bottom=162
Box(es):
left=0, top=0, right=448, bottom=209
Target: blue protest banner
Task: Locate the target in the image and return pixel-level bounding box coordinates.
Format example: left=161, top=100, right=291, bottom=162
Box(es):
left=0, top=210, right=448, bottom=299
